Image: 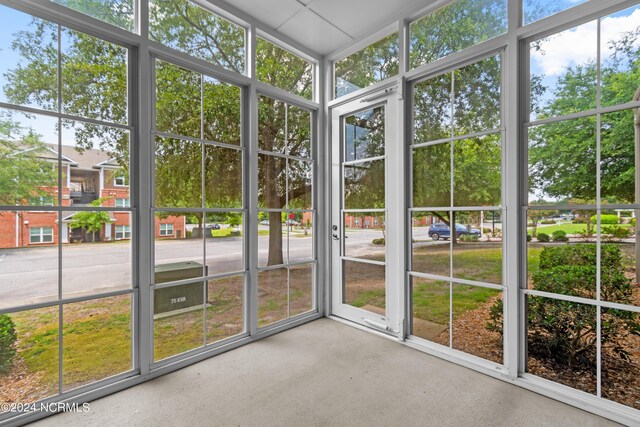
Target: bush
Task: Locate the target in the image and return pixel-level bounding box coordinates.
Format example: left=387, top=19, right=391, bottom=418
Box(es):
left=572, top=218, right=586, bottom=224
left=372, top=238, right=385, bottom=245
left=527, top=234, right=532, bottom=242
left=602, top=225, right=632, bottom=240
left=631, top=217, right=636, bottom=227
left=0, top=314, right=17, bottom=374
left=551, top=230, right=568, bottom=242
left=591, top=214, right=618, bottom=224
left=540, top=220, right=556, bottom=225
left=489, top=244, right=638, bottom=367
left=459, top=234, right=479, bottom=242
left=536, top=233, right=550, bottom=242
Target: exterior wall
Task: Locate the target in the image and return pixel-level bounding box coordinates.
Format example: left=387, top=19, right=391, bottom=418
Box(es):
left=0, top=211, right=60, bottom=248
left=154, top=216, right=186, bottom=239
left=344, top=214, right=385, bottom=229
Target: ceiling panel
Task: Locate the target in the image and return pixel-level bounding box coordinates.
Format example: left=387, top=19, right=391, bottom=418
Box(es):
left=224, top=0, right=304, bottom=29
left=308, top=0, right=422, bottom=39
left=277, top=9, right=352, bottom=55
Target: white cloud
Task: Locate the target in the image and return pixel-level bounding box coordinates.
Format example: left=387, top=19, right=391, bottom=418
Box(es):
left=531, top=7, right=640, bottom=76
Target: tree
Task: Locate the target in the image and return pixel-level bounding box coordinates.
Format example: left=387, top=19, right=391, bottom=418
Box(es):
left=0, top=115, right=57, bottom=206
left=529, top=29, right=640, bottom=205
left=70, top=198, right=112, bottom=242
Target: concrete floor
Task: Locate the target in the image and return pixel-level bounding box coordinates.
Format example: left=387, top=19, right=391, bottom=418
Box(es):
left=33, top=318, right=617, bottom=427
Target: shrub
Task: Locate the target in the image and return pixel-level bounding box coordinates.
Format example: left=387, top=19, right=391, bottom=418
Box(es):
left=0, top=314, right=17, bottom=374
left=459, top=234, right=479, bottom=242
left=527, top=234, right=532, bottom=242
left=591, top=214, right=618, bottom=224
left=372, top=238, right=385, bottom=245
left=536, top=233, right=550, bottom=242
left=551, top=230, right=568, bottom=242
left=631, top=217, right=636, bottom=227
left=572, top=218, right=586, bottom=224
left=602, top=225, right=632, bottom=240
left=488, top=244, right=638, bottom=367
left=540, top=220, right=556, bottom=225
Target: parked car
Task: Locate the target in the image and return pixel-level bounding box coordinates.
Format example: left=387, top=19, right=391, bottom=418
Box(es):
left=260, top=220, right=269, bottom=225
left=286, top=219, right=300, bottom=226
left=211, top=224, right=221, bottom=230
left=427, top=223, right=481, bottom=241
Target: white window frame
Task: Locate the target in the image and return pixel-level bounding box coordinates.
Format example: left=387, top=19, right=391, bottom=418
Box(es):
left=115, top=225, right=131, bottom=240
left=115, top=198, right=130, bottom=207
left=159, top=223, right=174, bottom=236
left=114, top=176, right=127, bottom=187
left=29, top=227, right=53, bottom=244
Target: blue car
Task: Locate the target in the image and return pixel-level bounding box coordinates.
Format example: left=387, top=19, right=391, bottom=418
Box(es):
left=427, top=223, right=481, bottom=241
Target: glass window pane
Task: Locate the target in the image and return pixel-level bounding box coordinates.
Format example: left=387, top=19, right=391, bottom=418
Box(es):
left=410, top=277, right=450, bottom=346
left=598, top=215, right=637, bottom=307
left=529, top=22, right=597, bottom=121
left=601, top=109, right=636, bottom=205
left=288, top=212, right=313, bottom=264
left=256, top=37, right=312, bottom=100
left=154, top=283, right=204, bottom=361
left=258, top=96, right=285, bottom=153
left=0, top=6, right=58, bottom=111
left=524, top=0, right=589, bottom=25
left=453, top=55, right=501, bottom=136
left=344, top=212, right=385, bottom=263
left=62, top=211, right=131, bottom=298
left=343, top=260, right=385, bottom=313
left=452, top=284, right=502, bottom=364
left=601, top=6, right=640, bottom=108
left=0, top=211, right=59, bottom=310
left=287, top=105, right=311, bottom=158
left=601, top=307, right=640, bottom=410
left=289, top=264, right=313, bottom=317
left=288, top=159, right=312, bottom=210
left=409, top=0, right=507, bottom=70
left=155, top=137, right=202, bottom=209
left=527, top=212, right=597, bottom=297
left=528, top=117, right=597, bottom=206
left=344, top=107, right=384, bottom=162
left=526, top=295, right=596, bottom=395
left=52, top=0, right=134, bottom=31
left=335, top=32, right=399, bottom=98
left=154, top=211, right=199, bottom=279
left=61, top=28, right=128, bottom=124
left=453, top=135, right=501, bottom=207
left=344, top=160, right=385, bottom=210
left=0, top=109, right=59, bottom=207
left=150, top=0, right=245, bottom=74
left=413, top=73, right=452, bottom=143
left=0, top=307, right=59, bottom=409
left=451, top=211, right=502, bottom=285
left=206, top=275, right=244, bottom=344
left=204, top=145, right=242, bottom=209
left=258, top=268, right=288, bottom=327
left=205, top=212, right=243, bottom=275
left=155, top=61, right=201, bottom=140
left=258, top=211, right=285, bottom=267
left=203, top=76, right=241, bottom=145
left=258, top=154, right=286, bottom=209
left=412, top=143, right=450, bottom=208
left=411, top=211, right=451, bottom=277
left=62, top=295, right=132, bottom=390
left=62, top=119, right=130, bottom=206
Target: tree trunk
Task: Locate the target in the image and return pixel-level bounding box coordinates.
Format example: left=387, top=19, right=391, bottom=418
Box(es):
left=268, top=212, right=284, bottom=266
left=451, top=211, right=458, bottom=245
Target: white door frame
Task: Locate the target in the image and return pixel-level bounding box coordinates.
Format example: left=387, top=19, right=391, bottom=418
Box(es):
left=330, top=85, right=404, bottom=337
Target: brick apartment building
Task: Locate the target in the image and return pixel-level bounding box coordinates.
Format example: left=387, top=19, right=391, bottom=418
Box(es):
left=0, top=144, right=185, bottom=248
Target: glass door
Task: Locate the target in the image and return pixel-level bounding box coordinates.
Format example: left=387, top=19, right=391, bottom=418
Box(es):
left=330, top=92, right=400, bottom=335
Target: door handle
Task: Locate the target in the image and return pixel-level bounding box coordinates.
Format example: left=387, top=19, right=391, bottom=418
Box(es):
left=332, top=233, right=340, bottom=241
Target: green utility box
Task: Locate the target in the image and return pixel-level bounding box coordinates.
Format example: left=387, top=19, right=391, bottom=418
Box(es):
left=154, top=261, right=207, bottom=314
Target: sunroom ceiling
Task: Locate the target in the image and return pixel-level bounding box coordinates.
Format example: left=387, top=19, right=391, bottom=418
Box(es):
left=220, top=0, right=430, bottom=55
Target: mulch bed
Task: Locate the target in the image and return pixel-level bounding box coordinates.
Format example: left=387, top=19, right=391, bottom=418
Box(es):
left=0, top=357, right=55, bottom=408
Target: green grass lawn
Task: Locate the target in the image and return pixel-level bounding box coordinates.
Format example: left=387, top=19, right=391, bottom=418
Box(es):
left=529, top=223, right=632, bottom=235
